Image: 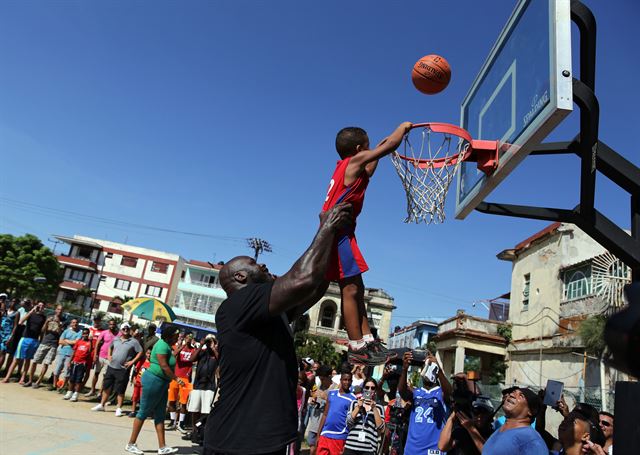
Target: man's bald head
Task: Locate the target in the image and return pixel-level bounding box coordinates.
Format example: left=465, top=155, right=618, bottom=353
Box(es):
left=219, top=256, right=273, bottom=295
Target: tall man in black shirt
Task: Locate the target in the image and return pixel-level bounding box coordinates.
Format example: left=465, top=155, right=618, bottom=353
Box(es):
left=203, top=203, right=353, bottom=455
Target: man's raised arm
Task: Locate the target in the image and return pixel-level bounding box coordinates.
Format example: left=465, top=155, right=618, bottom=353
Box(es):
left=269, top=202, right=352, bottom=316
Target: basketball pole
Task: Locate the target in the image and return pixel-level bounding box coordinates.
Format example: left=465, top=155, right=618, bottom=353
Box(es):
left=473, top=3, right=640, bottom=452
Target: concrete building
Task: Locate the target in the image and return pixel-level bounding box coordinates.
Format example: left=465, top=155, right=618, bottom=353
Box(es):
left=306, top=283, right=395, bottom=349
left=434, top=310, right=508, bottom=381
left=498, top=222, right=631, bottom=409
left=388, top=320, right=440, bottom=350
left=54, top=235, right=184, bottom=316
left=171, top=260, right=225, bottom=329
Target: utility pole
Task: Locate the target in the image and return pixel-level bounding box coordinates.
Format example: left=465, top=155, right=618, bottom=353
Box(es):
left=246, top=238, right=273, bottom=261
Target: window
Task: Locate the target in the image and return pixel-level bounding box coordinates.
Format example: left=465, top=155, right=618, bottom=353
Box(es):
left=100, top=276, right=106, bottom=282
left=115, top=279, right=131, bottom=291
left=70, top=269, right=86, bottom=282
left=77, top=246, right=93, bottom=259
left=151, top=262, right=169, bottom=274
left=563, top=264, right=593, bottom=301
left=121, top=256, right=138, bottom=267
left=522, top=274, right=530, bottom=310
left=320, top=303, right=336, bottom=328
left=106, top=252, right=113, bottom=259
left=145, top=285, right=162, bottom=297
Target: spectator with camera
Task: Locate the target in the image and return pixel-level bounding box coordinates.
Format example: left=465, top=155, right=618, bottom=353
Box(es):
left=398, top=351, right=451, bottom=455
left=343, top=377, right=385, bottom=455
left=437, top=392, right=494, bottom=455
left=482, top=387, right=548, bottom=454
left=184, top=334, right=218, bottom=445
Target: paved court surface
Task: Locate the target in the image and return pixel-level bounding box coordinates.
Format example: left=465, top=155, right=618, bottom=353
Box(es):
left=0, top=381, right=196, bottom=455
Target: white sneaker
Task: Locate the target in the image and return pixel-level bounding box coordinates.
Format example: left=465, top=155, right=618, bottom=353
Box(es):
left=157, top=447, right=178, bottom=455
left=115, top=407, right=124, bottom=417
left=124, top=443, right=144, bottom=455
left=63, top=391, right=73, bottom=400
left=70, top=392, right=78, bottom=402
left=84, top=391, right=96, bottom=397
left=91, top=404, right=105, bottom=411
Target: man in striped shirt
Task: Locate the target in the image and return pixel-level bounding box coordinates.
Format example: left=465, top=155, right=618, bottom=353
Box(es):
left=316, top=370, right=356, bottom=454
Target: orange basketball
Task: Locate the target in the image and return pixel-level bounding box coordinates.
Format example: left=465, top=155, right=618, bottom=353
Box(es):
left=411, top=54, right=451, bottom=95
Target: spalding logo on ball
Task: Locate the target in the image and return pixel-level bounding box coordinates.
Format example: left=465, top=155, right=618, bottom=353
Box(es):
left=411, top=54, right=451, bottom=95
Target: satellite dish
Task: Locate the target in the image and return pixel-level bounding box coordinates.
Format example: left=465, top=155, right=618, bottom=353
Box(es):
left=592, top=252, right=631, bottom=312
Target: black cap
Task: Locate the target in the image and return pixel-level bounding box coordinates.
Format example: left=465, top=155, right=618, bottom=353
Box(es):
left=518, top=387, right=540, bottom=420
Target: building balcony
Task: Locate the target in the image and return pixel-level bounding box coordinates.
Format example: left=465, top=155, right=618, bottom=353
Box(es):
left=57, top=254, right=98, bottom=271
left=309, top=325, right=348, bottom=340
left=59, top=280, right=94, bottom=292
left=177, top=280, right=226, bottom=299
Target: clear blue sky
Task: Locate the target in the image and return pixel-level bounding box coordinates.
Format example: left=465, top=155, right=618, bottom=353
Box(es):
left=1, top=0, right=638, bottom=329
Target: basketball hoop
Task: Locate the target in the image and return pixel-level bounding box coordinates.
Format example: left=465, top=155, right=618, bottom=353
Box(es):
left=390, top=123, right=499, bottom=224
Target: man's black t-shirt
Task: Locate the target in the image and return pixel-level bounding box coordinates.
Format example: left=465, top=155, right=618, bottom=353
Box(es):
left=24, top=313, right=47, bottom=339
left=203, top=283, right=298, bottom=454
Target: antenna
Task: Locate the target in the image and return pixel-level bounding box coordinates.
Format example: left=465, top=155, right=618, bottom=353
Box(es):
left=47, top=237, right=64, bottom=254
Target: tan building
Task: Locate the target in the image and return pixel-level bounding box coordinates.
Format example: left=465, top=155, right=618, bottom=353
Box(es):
left=498, top=222, right=631, bottom=410
left=434, top=310, right=508, bottom=380
left=306, top=283, right=395, bottom=350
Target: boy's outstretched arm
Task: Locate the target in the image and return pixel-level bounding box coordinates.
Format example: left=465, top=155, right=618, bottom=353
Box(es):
left=347, top=122, right=412, bottom=180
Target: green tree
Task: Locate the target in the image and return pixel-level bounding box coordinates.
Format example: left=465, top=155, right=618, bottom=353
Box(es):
left=579, top=315, right=607, bottom=358
left=497, top=323, right=512, bottom=344
left=0, top=234, right=62, bottom=300
left=294, top=331, right=342, bottom=367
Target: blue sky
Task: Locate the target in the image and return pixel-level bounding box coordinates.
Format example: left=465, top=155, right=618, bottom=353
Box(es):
left=1, top=0, right=638, bottom=329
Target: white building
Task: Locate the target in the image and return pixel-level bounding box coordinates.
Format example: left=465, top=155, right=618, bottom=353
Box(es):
left=171, top=260, right=225, bottom=329
left=55, top=235, right=185, bottom=315
left=498, top=222, right=631, bottom=410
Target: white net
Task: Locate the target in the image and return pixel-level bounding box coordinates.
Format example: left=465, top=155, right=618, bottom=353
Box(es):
left=390, top=125, right=470, bottom=224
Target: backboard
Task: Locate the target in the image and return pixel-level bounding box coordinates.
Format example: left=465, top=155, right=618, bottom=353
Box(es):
left=455, top=0, right=573, bottom=219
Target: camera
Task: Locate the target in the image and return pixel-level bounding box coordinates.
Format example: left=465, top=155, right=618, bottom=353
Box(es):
left=451, top=374, right=479, bottom=416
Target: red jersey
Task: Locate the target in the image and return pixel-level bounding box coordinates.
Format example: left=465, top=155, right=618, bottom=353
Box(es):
left=322, top=157, right=370, bottom=222
left=321, top=157, right=370, bottom=281
left=174, top=345, right=196, bottom=378
left=72, top=339, right=93, bottom=365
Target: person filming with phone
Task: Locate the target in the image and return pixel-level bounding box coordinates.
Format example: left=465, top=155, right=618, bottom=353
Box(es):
left=343, top=378, right=385, bottom=455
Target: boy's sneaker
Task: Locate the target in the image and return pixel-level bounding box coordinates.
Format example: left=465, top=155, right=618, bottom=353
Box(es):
left=124, top=443, right=144, bottom=455
left=157, top=447, right=178, bottom=455
left=70, top=392, right=78, bottom=402
left=165, top=422, right=177, bottom=431
left=176, top=423, right=188, bottom=434
left=348, top=345, right=387, bottom=366
left=371, top=339, right=396, bottom=360
left=115, top=408, right=124, bottom=417
left=91, top=403, right=105, bottom=412
left=63, top=391, right=73, bottom=400
left=128, top=411, right=137, bottom=418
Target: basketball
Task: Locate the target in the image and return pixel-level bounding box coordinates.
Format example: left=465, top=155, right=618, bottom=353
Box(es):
left=411, top=55, right=451, bottom=95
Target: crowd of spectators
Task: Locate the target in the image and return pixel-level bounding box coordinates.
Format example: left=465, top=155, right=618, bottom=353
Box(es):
left=0, top=293, right=617, bottom=455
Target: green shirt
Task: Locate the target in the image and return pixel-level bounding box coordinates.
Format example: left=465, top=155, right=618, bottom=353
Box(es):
left=147, top=339, right=175, bottom=380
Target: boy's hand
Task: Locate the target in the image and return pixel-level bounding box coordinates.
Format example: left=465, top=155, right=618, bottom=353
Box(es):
left=398, top=122, right=413, bottom=134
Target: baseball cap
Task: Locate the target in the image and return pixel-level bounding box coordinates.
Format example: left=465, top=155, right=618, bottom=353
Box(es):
left=472, top=396, right=495, bottom=413
left=518, top=387, right=541, bottom=419
left=0, top=293, right=8, bottom=299
left=121, top=322, right=131, bottom=329
left=302, top=357, right=314, bottom=366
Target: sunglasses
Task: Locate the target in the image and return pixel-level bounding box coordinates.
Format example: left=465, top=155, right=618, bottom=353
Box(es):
left=121, top=327, right=130, bottom=330
left=363, top=386, right=376, bottom=390
left=600, top=420, right=612, bottom=427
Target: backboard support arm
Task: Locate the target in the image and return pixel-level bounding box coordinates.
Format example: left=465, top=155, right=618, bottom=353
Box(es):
left=474, top=0, right=640, bottom=279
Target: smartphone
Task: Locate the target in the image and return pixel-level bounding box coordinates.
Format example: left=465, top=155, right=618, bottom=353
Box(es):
left=543, top=379, right=564, bottom=406
left=363, top=389, right=374, bottom=401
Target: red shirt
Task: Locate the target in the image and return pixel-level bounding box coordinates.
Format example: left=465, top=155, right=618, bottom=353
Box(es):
left=174, top=345, right=196, bottom=378
left=89, top=326, right=104, bottom=353
left=72, top=339, right=93, bottom=365
left=322, top=157, right=370, bottom=224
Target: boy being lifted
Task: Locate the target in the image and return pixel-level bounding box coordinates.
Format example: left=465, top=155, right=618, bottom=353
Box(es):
left=322, top=122, right=412, bottom=365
